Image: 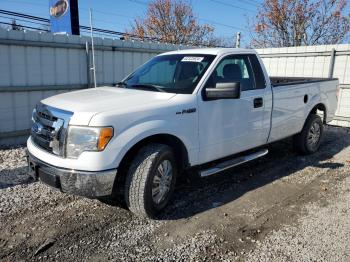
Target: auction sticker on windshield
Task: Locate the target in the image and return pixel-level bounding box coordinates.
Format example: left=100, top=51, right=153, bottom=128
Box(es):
left=181, top=56, right=204, bottom=62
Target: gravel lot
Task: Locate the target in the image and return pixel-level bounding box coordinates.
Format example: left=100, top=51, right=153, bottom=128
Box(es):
left=0, top=125, right=349, bottom=261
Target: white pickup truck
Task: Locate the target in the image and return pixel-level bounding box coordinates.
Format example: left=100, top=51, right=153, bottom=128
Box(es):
left=27, top=48, right=338, bottom=218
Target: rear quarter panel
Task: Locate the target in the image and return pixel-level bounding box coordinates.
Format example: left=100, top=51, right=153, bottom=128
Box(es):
left=268, top=79, right=338, bottom=143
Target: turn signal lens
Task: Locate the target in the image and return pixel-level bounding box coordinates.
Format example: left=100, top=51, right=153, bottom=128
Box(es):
left=98, top=127, right=113, bottom=150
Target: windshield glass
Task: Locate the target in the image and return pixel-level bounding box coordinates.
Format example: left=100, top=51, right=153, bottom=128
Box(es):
left=121, top=54, right=216, bottom=94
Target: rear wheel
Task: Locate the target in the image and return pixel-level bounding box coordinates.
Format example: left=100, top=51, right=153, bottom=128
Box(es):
left=125, top=143, right=177, bottom=218
left=293, top=114, right=323, bottom=155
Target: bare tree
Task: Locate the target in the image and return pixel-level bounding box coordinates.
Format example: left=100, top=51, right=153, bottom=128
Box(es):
left=250, top=0, right=350, bottom=48
left=128, top=0, right=219, bottom=46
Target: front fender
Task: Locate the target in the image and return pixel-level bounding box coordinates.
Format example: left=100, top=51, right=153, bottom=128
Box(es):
left=107, top=119, right=198, bottom=169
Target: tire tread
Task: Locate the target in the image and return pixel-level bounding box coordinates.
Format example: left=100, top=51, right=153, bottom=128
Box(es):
left=125, top=143, right=170, bottom=217
left=293, top=114, right=323, bottom=155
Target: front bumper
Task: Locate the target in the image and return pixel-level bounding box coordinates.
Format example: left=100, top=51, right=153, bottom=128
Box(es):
left=27, top=151, right=117, bottom=198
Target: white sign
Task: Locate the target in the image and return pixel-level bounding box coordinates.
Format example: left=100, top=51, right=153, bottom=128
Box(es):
left=181, top=56, right=204, bottom=62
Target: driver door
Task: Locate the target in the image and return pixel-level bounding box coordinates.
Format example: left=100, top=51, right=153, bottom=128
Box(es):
left=197, top=54, right=268, bottom=164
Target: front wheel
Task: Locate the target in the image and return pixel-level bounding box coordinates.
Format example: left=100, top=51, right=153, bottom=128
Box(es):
left=293, top=114, right=324, bottom=155
left=125, top=143, right=177, bottom=218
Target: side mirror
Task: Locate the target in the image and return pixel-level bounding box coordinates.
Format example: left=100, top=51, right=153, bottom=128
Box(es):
left=205, top=82, right=240, bottom=100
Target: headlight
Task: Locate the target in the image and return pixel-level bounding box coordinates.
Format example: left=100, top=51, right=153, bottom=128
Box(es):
left=66, top=126, right=113, bottom=158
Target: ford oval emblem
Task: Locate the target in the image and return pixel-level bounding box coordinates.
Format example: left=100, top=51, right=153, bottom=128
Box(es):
left=32, top=122, right=43, bottom=135
left=50, top=0, right=69, bottom=18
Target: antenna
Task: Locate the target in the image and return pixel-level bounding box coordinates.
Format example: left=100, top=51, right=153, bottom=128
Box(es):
left=89, top=8, right=97, bottom=88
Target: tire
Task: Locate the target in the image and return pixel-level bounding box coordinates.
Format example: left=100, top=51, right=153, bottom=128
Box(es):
left=125, top=143, right=177, bottom=218
left=293, top=114, right=324, bottom=155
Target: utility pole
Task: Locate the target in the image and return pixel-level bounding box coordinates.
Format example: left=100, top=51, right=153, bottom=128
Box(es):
left=89, top=8, right=97, bottom=88
left=235, top=32, right=241, bottom=48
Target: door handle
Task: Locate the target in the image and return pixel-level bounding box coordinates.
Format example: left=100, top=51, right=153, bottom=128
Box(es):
left=253, top=97, right=263, bottom=108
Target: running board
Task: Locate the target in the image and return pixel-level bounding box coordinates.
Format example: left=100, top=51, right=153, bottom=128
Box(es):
left=200, top=149, right=269, bottom=177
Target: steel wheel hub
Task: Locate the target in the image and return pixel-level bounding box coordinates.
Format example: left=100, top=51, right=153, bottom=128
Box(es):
left=152, top=160, right=173, bottom=204
left=307, top=122, right=321, bottom=148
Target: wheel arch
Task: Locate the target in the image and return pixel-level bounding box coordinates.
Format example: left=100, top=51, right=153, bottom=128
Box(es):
left=309, top=103, right=327, bottom=124
left=118, top=133, right=190, bottom=178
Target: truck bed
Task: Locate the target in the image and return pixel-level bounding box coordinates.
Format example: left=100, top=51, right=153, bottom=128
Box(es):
left=270, top=77, right=337, bottom=87
left=268, top=77, right=338, bottom=144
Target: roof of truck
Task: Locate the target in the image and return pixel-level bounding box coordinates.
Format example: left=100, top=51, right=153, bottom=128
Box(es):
left=160, top=48, right=257, bottom=56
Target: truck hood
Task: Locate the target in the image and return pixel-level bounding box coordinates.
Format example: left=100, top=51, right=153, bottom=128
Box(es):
left=41, top=86, right=177, bottom=125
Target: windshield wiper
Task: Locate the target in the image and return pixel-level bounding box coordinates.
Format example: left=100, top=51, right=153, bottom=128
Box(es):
left=131, top=84, right=166, bottom=93
left=115, top=81, right=127, bottom=87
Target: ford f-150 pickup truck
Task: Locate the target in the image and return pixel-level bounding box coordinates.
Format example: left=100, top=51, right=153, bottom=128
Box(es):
left=27, top=48, right=339, bottom=218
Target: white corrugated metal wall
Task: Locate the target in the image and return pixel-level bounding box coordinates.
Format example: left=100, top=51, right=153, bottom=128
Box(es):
left=0, top=28, right=189, bottom=146
left=256, top=45, right=350, bottom=127
left=1, top=27, right=349, bottom=147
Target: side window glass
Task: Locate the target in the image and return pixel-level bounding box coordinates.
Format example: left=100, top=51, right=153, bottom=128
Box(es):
left=249, top=55, right=266, bottom=89
left=205, top=55, right=255, bottom=91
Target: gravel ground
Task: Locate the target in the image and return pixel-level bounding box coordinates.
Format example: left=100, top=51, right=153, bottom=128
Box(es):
left=0, top=126, right=349, bottom=261
left=247, top=175, right=350, bottom=262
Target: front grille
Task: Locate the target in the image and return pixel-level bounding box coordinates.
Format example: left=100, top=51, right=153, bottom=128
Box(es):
left=32, top=132, right=53, bottom=153
left=31, top=103, right=73, bottom=157
left=38, top=110, right=58, bottom=122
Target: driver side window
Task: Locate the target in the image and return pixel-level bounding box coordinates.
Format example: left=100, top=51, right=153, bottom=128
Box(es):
left=205, top=55, right=254, bottom=91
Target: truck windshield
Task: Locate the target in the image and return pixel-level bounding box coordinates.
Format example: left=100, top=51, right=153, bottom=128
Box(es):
left=120, top=54, right=216, bottom=94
